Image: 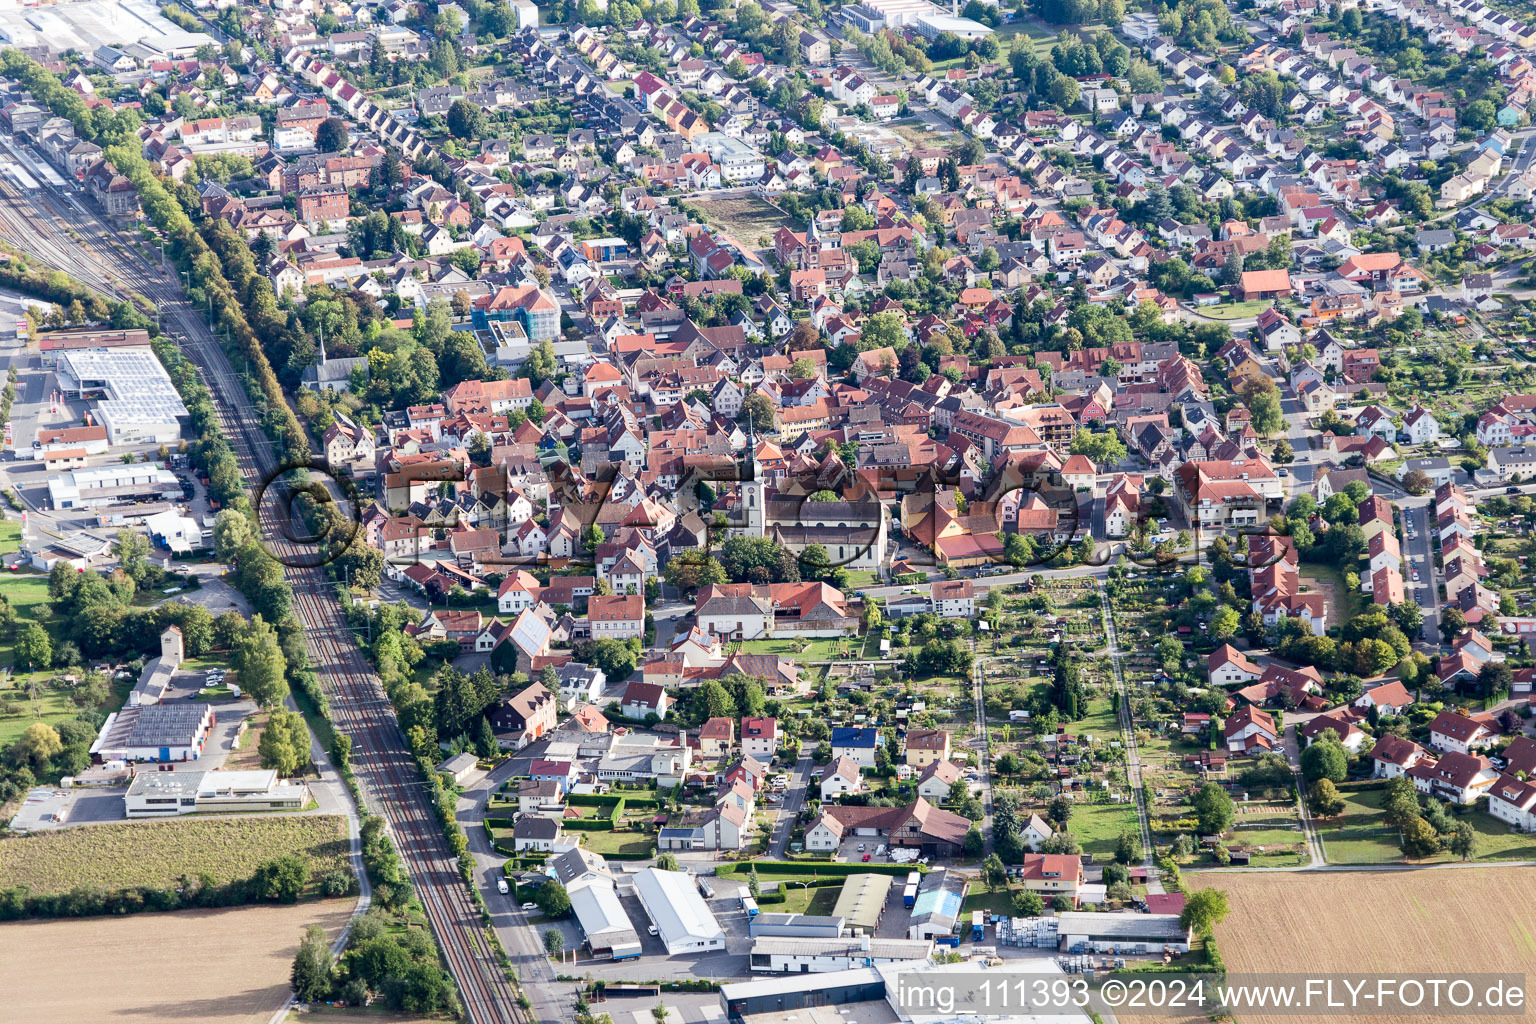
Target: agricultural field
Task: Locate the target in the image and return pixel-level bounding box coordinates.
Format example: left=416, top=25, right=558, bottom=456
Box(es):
left=1177, top=869, right=1536, bottom=1024
left=691, top=196, right=794, bottom=249
left=0, top=815, right=350, bottom=894
left=0, top=900, right=355, bottom=1024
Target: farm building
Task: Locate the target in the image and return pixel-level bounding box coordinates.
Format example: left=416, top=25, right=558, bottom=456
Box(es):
left=90, top=703, right=215, bottom=763
left=831, top=873, right=893, bottom=936
left=633, top=867, right=725, bottom=954
left=123, top=769, right=310, bottom=817
left=1055, top=912, right=1191, bottom=953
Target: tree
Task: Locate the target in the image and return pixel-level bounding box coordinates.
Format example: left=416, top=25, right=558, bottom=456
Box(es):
left=1307, top=778, right=1345, bottom=818
left=655, top=852, right=680, bottom=870
left=15, top=622, right=51, bottom=670
left=234, top=615, right=289, bottom=708
left=1440, top=607, right=1467, bottom=643
left=535, top=880, right=572, bottom=918
left=1399, top=814, right=1441, bottom=859
left=695, top=679, right=736, bottom=720
left=1448, top=821, right=1476, bottom=862
left=1462, top=99, right=1496, bottom=132
left=1401, top=469, right=1432, bottom=495
left=447, top=99, right=488, bottom=140
left=113, top=528, right=151, bottom=584
left=1390, top=601, right=1423, bottom=637
left=1069, top=427, right=1127, bottom=466
left=1192, top=782, right=1235, bottom=835
left=1155, top=636, right=1183, bottom=672
left=291, top=924, right=334, bottom=1003
left=1114, top=829, right=1142, bottom=864
left=1223, top=247, right=1245, bottom=288
left=741, top=392, right=776, bottom=430
left=13, top=721, right=62, bottom=766
left=1012, top=888, right=1044, bottom=916
left=1047, top=794, right=1073, bottom=828
left=748, top=866, right=762, bottom=898
left=1382, top=775, right=1420, bottom=832
left=1179, top=888, right=1230, bottom=934
left=1211, top=606, right=1240, bottom=641
left=544, top=928, right=565, bottom=957
left=260, top=708, right=311, bottom=777
left=1243, top=379, right=1286, bottom=436
left=316, top=117, right=349, bottom=153
left=961, top=825, right=984, bottom=856
left=253, top=854, right=308, bottom=902
left=214, top=508, right=253, bottom=563
left=1300, top=732, right=1347, bottom=783
left=982, top=853, right=1007, bottom=889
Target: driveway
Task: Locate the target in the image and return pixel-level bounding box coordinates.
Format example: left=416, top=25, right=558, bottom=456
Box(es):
left=767, top=752, right=812, bottom=858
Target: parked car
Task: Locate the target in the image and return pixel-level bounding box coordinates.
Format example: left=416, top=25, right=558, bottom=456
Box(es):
left=520, top=902, right=536, bottom=911
left=497, top=878, right=509, bottom=895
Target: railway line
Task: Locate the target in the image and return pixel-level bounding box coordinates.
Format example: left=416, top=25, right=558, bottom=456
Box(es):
left=0, top=146, right=526, bottom=1023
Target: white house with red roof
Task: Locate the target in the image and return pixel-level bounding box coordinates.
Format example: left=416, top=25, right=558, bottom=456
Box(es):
left=1224, top=705, right=1278, bottom=755
left=1427, top=709, right=1498, bottom=755
left=1408, top=751, right=1498, bottom=804
left=1208, top=644, right=1262, bottom=686
left=1488, top=773, right=1536, bottom=831
left=1353, top=680, right=1414, bottom=716
left=1369, top=734, right=1428, bottom=779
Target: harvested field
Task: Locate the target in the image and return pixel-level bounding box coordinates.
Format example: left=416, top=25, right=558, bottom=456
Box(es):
left=0, top=899, right=355, bottom=1024
left=0, top=814, right=349, bottom=893
left=1134, top=869, right=1536, bottom=1024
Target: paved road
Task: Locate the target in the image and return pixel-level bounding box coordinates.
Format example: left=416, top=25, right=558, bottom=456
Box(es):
left=1402, top=502, right=1441, bottom=644
left=767, top=753, right=813, bottom=858
left=460, top=762, right=571, bottom=1024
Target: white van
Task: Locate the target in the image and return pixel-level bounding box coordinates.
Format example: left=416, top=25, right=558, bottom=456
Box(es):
left=496, top=878, right=509, bottom=895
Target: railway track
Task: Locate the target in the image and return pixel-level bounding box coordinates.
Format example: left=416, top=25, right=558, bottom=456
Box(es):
left=0, top=160, right=525, bottom=1023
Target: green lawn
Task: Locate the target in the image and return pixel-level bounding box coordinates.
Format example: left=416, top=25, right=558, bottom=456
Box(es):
left=773, top=884, right=840, bottom=917
left=1063, top=802, right=1142, bottom=861
left=961, top=886, right=1018, bottom=917
left=576, top=830, right=656, bottom=858
left=0, top=675, right=89, bottom=748
left=0, top=574, right=52, bottom=617
left=1195, top=300, right=1275, bottom=321
left=1317, top=788, right=1536, bottom=864
left=1062, top=697, right=1120, bottom=742
left=735, top=637, right=862, bottom=663
left=1299, top=560, right=1362, bottom=626
left=0, top=520, right=20, bottom=558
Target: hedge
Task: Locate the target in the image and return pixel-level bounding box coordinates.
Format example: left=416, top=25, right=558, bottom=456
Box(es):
left=715, top=860, right=927, bottom=878
left=561, top=819, right=631, bottom=832
left=485, top=817, right=515, bottom=830
left=568, top=793, right=660, bottom=808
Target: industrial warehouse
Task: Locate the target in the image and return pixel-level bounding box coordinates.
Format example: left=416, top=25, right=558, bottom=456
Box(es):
left=89, top=703, right=215, bottom=763
left=124, top=769, right=310, bottom=817
left=53, top=345, right=189, bottom=445
left=633, top=867, right=725, bottom=955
